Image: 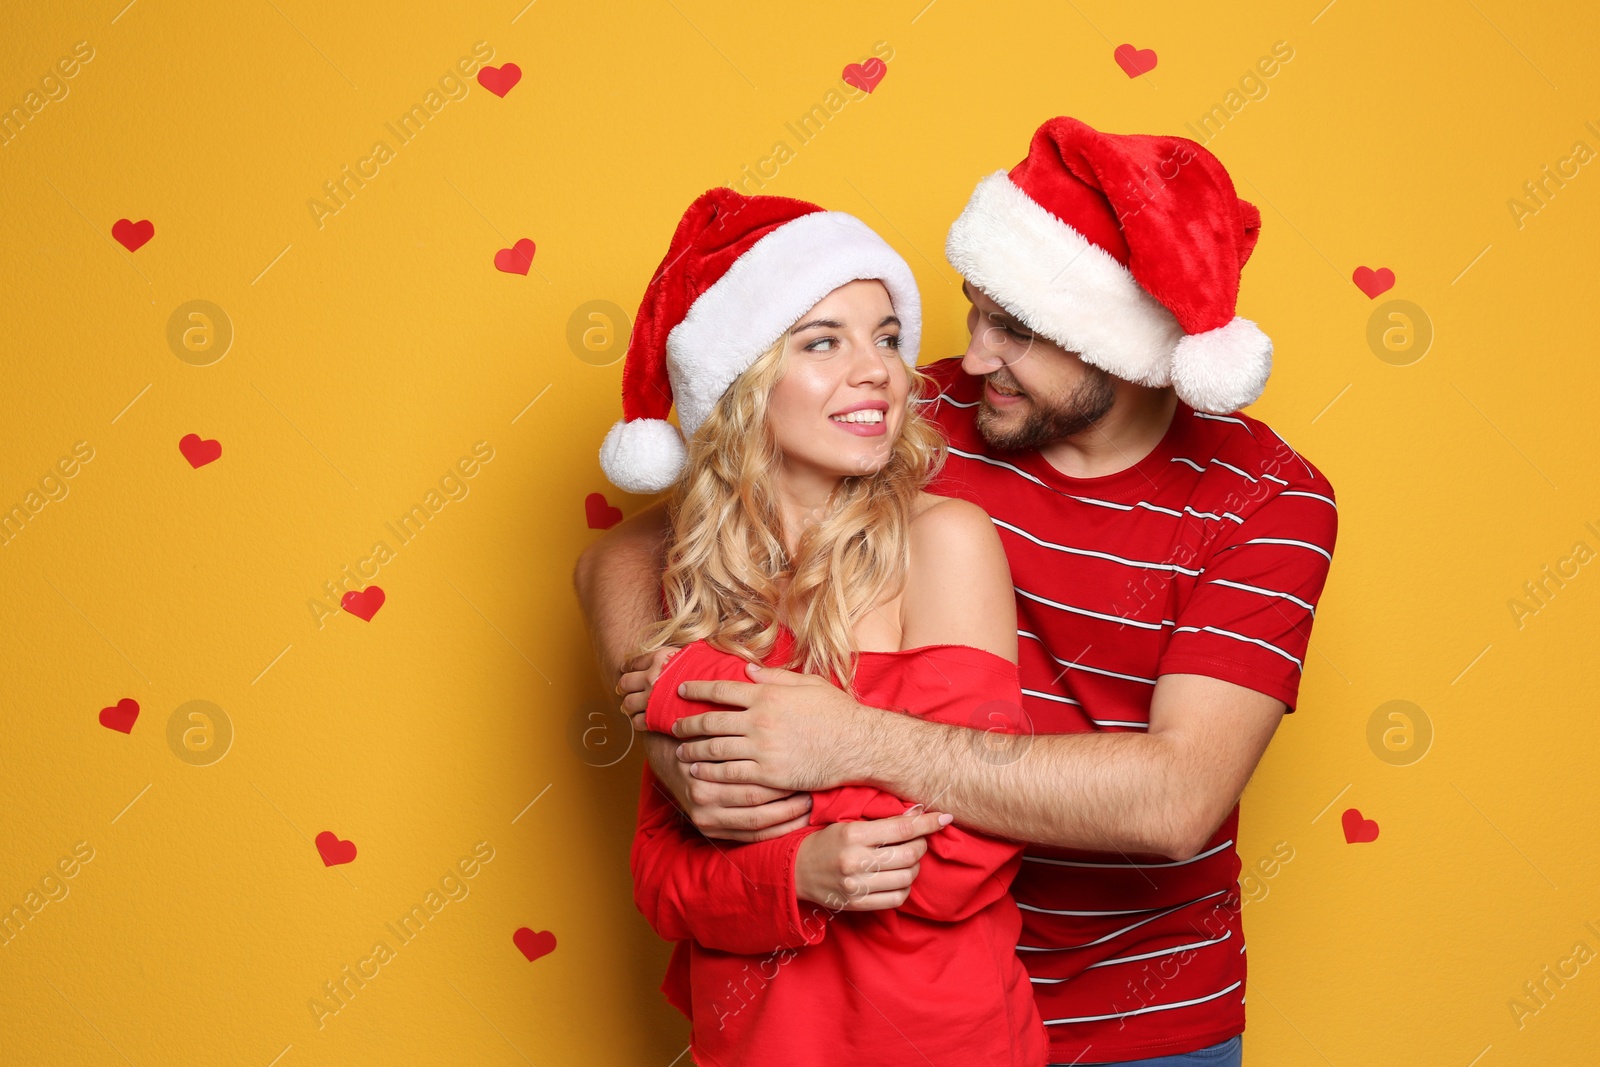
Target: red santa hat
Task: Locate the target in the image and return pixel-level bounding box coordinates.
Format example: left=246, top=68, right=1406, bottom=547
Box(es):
left=945, top=116, right=1270, bottom=414
left=600, top=187, right=922, bottom=494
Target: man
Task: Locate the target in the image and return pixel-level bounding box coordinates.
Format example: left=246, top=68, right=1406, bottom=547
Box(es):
left=575, top=116, right=1337, bottom=1066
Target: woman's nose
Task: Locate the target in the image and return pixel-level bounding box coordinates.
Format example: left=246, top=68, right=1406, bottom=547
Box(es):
left=851, top=342, right=892, bottom=383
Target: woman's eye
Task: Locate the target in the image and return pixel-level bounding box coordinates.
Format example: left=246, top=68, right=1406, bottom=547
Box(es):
left=878, top=334, right=902, bottom=348
left=804, top=337, right=836, bottom=352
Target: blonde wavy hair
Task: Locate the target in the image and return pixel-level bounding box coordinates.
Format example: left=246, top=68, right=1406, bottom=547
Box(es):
left=634, top=332, right=946, bottom=695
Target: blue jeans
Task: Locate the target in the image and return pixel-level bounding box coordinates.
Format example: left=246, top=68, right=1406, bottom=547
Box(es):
left=1065, top=1034, right=1243, bottom=1066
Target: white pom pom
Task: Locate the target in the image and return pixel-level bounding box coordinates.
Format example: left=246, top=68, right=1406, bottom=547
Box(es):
left=1169, top=317, right=1273, bottom=414
left=599, top=418, right=688, bottom=495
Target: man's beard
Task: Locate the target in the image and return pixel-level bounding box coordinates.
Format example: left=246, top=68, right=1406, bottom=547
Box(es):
left=974, top=367, right=1117, bottom=452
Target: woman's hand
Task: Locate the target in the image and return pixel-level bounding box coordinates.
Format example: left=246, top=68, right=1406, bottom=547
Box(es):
left=795, top=809, right=952, bottom=911
left=619, top=646, right=682, bottom=725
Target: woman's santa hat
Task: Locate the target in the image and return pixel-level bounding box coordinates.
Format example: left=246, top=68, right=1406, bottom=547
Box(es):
left=946, top=116, right=1271, bottom=414
left=600, top=187, right=921, bottom=494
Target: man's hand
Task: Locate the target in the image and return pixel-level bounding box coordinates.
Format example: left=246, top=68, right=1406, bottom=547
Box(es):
left=628, top=648, right=819, bottom=841
left=643, top=729, right=814, bottom=842
left=669, top=664, right=876, bottom=792
left=795, top=809, right=950, bottom=911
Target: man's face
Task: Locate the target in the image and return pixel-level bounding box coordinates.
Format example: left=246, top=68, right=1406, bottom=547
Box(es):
left=959, top=281, right=1116, bottom=451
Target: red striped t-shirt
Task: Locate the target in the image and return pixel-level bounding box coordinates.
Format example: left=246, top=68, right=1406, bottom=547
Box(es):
left=916, top=356, right=1338, bottom=1064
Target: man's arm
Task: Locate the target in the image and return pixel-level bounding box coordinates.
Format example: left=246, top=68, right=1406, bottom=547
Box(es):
left=672, top=669, right=1282, bottom=860
left=572, top=498, right=672, bottom=694
left=851, top=674, right=1283, bottom=859
left=672, top=472, right=1335, bottom=860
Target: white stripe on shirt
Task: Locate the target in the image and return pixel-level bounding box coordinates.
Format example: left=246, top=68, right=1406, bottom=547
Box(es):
left=1016, top=585, right=1169, bottom=631
left=991, top=517, right=1205, bottom=575
left=948, top=447, right=1240, bottom=524
left=1017, top=887, right=1230, bottom=918
left=1205, top=577, right=1317, bottom=614
left=1027, top=931, right=1234, bottom=981
left=1023, top=840, right=1234, bottom=869
left=1017, top=890, right=1231, bottom=951
left=1019, top=630, right=1157, bottom=686
left=1042, top=981, right=1243, bottom=1025
left=1231, top=536, right=1333, bottom=562
left=1172, top=624, right=1303, bottom=668
left=1279, top=489, right=1337, bottom=508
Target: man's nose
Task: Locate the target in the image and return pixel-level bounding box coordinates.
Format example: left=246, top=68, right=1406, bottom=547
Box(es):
left=962, top=334, right=1006, bottom=376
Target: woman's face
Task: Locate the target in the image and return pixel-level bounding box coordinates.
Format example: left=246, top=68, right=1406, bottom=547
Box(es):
left=766, top=279, right=908, bottom=483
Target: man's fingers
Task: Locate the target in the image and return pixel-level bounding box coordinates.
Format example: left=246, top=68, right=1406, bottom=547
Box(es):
left=686, top=759, right=759, bottom=784
left=617, top=667, right=653, bottom=696
left=676, top=736, right=755, bottom=763
left=677, top=679, right=759, bottom=708
left=692, top=791, right=812, bottom=832
left=671, top=712, right=751, bottom=739
left=703, top=811, right=814, bottom=843
left=630, top=711, right=647, bottom=732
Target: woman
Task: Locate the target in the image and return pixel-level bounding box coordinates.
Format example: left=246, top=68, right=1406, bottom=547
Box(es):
left=598, top=188, right=1047, bottom=1066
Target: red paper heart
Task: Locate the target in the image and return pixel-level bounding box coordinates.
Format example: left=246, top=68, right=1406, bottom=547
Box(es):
left=99, top=698, right=140, bottom=733
left=478, top=63, right=522, bottom=98
left=316, top=831, right=357, bottom=866
left=112, top=218, right=154, bottom=252
left=179, top=433, right=222, bottom=468
left=513, top=927, right=557, bottom=962
left=1352, top=266, right=1396, bottom=299
left=1341, top=807, right=1380, bottom=843
left=341, top=586, right=385, bottom=621
left=1114, top=43, right=1158, bottom=78
left=585, top=492, right=623, bottom=530
left=495, top=238, right=537, bottom=275
left=841, top=58, right=887, bottom=93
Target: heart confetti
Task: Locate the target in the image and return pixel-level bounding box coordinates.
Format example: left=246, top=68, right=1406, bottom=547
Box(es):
left=316, top=831, right=358, bottom=866
left=341, top=586, right=385, bottom=621
left=112, top=218, right=155, bottom=252
left=495, top=239, right=537, bottom=275
left=1341, top=807, right=1380, bottom=844
left=1352, top=266, right=1396, bottom=299
left=513, top=927, right=557, bottom=962
left=478, top=63, right=522, bottom=98
left=1114, top=44, right=1158, bottom=78
left=99, top=698, right=140, bottom=733
left=179, top=434, right=222, bottom=468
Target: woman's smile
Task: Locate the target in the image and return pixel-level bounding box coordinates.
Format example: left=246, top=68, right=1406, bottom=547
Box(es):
left=828, top=401, right=889, bottom=436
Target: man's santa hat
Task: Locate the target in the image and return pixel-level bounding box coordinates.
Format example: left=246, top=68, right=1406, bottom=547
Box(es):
left=946, top=116, right=1270, bottom=414
left=600, top=187, right=921, bottom=494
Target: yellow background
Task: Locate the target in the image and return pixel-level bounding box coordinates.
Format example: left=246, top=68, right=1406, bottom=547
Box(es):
left=3, top=0, right=1597, bottom=1063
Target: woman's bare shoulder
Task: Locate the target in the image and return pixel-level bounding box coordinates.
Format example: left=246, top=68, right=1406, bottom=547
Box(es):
left=900, top=493, right=1016, bottom=658
left=909, top=492, right=997, bottom=541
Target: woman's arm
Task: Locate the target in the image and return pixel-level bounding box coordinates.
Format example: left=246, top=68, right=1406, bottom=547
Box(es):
left=632, top=762, right=834, bottom=954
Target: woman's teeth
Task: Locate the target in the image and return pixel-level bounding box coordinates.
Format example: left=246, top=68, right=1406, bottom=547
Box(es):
left=830, top=410, right=884, bottom=424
